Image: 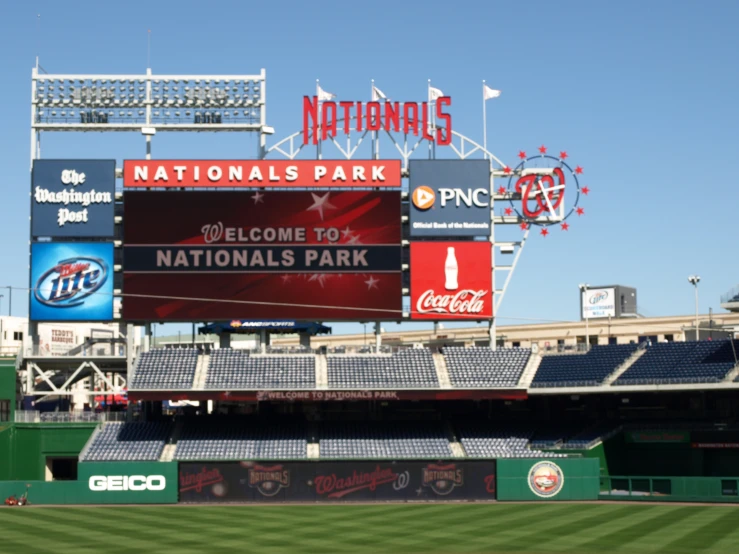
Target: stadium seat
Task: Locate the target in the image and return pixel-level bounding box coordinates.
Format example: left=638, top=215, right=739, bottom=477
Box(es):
left=206, top=349, right=315, bottom=389
left=614, top=340, right=738, bottom=386
left=318, top=421, right=452, bottom=459
left=443, top=347, right=530, bottom=387
left=174, top=419, right=307, bottom=461
left=455, top=422, right=568, bottom=458
left=81, top=421, right=171, bottom=461
left=326, top=348, right=438, bottom=388
left=531, top=344, right=638, bottom=388
left=130, top=348, right=199, bottom=390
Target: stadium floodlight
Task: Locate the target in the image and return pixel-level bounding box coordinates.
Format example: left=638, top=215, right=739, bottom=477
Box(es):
left=579, top=283, right=590, bottom=350
left=688, top=275, right=701, bottom=341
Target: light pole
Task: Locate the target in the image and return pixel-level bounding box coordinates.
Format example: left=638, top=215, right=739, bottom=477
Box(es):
left=688, top=275, right=700, bottom=341
left=579, top=283, right=590, bottom=350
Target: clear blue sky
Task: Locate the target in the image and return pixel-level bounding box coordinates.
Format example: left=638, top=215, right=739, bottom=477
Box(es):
left=0, top=0, right=737, bottom=337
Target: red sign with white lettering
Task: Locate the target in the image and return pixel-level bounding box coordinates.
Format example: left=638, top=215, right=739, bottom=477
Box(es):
left=410, top=242, right=492, bottom=320
left=123, top=160, right=402, bottom=188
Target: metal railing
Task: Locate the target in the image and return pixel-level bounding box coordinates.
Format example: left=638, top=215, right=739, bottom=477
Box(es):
left=14, top=410, right=127, bottom=423
left=721, top=285, right=739, bottom=304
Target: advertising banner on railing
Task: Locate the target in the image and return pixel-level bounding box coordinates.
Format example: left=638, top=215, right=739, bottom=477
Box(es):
left=122, top=190, right=402, bottom=321
left=179, top=461, right=496, bottom=503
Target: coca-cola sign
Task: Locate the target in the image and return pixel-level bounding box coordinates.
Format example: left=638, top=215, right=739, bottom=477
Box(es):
left=410, top=242, right=492, bottom=320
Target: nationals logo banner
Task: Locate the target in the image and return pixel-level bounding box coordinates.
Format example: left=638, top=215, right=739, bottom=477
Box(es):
left=410, top=242, right=492, bottom=320
left=123, top=190, right=401, bottom=321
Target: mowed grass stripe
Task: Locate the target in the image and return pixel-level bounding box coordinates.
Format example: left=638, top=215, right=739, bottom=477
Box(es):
left=3, top=504, right=739, bottom=554
left=488, top=504, right=639, bottom=552
left=654, top=507, right=739, bottom=554
left=575, top=506, right=699, bottom=553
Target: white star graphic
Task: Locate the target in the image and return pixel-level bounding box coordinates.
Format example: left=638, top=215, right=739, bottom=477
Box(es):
left=251, top=191, right=264, bottom=204
left=281, top=274, right=292, bottom=284
left=347, top=234, right=362, bottom=244
left=308, top=274, right=319, bottom=282
left=306, top=192, right=336, bottom=221
left=365, top=276, right=379, bottom=290
left=341, top=226, right=353, bottom=239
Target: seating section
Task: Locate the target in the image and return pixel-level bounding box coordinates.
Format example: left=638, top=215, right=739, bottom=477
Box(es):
left=455, top=422, right=567, bottom=458
left=327, top=348, right=438, bottom=388
left=81, top=422, right=171, bottom=461
left=531, top=344, right=638, bottom=387
left=561, top=423, right=619, bottom=449
left=175, top=419, right=307, bottom=460
left=206, top=349, right=315, bottom=389
left=131, top=348, right=198, bottom=390
left=615, top=340, right=738, bottom=385
left=443, top=347, right=530, bottom=387
left=319, top=422, right=452, bottom=459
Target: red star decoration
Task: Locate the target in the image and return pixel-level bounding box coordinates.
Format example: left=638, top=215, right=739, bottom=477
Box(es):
left=559, top=151, right=568, bottom=159
left=582, top=186, right=590, bottom=195
left=518, top=150, right=527, bottom=159
left=576, top=207, right=585, bottom=216
left=497, top=186, right=506, bottom=195
left=561, top=222, right=570, bottom=231
left=575, top=166, right=583, bottom=174
left=503, top=166, right=512, bottom=174
left=540, top=228, right=549, bottom=237
left=504, top=207, right=513, bottom=216
left=520, top=222, right=529, bottom=231
left=538, top=145, right=547, bottom=154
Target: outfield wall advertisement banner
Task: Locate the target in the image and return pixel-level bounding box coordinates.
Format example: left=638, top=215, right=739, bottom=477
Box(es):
left=179, top=461, right=496, bottom=503
left=409, top=241, right=492, bottom=320
left=123, top=160, right=402, bottom=188
left=32, top=159, right=116, bottom=238
left=408, top=160, right=491, bottom=237
left=122, top=191, right=402, bottom=321
left=30, top=242, right=114, bottom=322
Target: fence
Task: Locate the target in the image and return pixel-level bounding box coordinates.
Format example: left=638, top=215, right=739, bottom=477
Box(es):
left=14, top=410, right=127, bottom=424
left=600, top=476, right=739, bottom=503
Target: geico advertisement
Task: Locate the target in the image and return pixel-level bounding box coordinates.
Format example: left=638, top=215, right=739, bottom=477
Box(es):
left=89, top=475, right=167, bottom=491
left=410, top=242, right=492, bottom=320
left=30, top=242, right=114, bottom=322
left=409, top=160, right=491, bottom=237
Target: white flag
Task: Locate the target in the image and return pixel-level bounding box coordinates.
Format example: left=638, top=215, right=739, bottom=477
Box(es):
left=428, top=86, right=444, bottom=101
left=317, top=84, right=335, bottom=101
left=483, top=84, right=501, bottom=100
left=372, top=85, right=387, bottom=101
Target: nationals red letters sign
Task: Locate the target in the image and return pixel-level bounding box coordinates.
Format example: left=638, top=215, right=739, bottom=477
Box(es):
left=410, top=242, right=492, bottom=320
left=123, top=190, right=401, bottom=321
left=123, top=160, right=401, bottom=188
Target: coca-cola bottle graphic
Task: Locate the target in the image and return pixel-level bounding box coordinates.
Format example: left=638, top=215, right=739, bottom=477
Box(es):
left=445, top=247, right=459, bottom=290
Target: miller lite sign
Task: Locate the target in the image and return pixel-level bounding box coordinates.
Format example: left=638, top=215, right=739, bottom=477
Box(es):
left=30, top=242, right=114, bottom=322
left=410, top=242, right=492, bottom=320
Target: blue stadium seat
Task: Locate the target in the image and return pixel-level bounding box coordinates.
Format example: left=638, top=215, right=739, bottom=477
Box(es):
left=531, top=344, right=638, bottom=388
left=131, top=348, right=198, bottom=390
left=443, top=347, right=529, bottom=387
left=327, top=348, right=438, bottom=388
left=206, top=349, right=315, bottom=389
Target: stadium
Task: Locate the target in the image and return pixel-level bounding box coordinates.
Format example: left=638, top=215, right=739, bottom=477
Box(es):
left=2, top=8, right=739, bottom=551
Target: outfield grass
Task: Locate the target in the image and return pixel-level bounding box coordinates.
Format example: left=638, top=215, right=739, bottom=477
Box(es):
left=1, top=503, right=738, bottom=553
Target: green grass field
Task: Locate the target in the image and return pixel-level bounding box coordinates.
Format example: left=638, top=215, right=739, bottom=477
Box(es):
left=1, top=503, right=738, bottom=553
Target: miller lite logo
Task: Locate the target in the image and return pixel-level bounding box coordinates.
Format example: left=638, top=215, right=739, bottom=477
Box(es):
left=33, top=256, right=108, bottom=308
left=589, top=290, right=608, bottom=304
left=422, top=463, right=463, bottom=495
left=248, top=464, right=290, bottom=497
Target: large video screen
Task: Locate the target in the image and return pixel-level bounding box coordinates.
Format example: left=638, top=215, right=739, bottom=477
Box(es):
left=122, top=190, right=402, bottom=321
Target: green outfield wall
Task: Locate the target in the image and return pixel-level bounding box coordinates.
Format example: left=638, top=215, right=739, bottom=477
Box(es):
left=0, top=461, right=178, bottom=504
left=496, top=458, right=600, bottom=501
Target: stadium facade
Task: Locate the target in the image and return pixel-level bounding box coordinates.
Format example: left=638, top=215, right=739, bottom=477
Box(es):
left=2, top=65, right=738, bottom=507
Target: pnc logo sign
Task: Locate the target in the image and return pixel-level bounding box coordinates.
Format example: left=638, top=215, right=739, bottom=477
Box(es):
left=89, top=475, right=167, bottom=492
left=412, top=186, right=436, bottom=210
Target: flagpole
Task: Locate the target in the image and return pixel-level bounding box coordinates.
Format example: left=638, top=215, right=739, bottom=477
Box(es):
left=427, top=79, right=433, bottom=159
left=371, top=79, right=376, bottom=160
left=316, top=79, right=322, bottom=160
left=482, top=80, right=488, bottom=160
